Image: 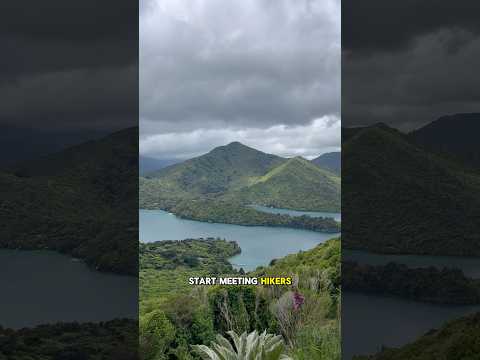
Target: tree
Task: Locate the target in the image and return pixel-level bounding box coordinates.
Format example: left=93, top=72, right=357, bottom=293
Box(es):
left=139, top=310, right=175, bottom=360
left=192, top=330, right=292, bottom=360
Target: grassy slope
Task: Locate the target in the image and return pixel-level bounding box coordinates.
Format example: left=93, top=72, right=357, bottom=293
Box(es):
left=147, top=142, right=285, bottom=198
left=342, top=124, right=480, bottom=256
left=0, top=128, right=138, bottom=275
left=141, top=142, right=340, bottom=212
left=232, top=157, right=340, bottom=211
left=354, top=312, right=480, bottom=360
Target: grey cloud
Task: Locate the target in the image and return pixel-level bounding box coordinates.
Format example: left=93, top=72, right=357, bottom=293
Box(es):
left=140, top=0, right=340, bottom=140
left=343, top=13, right=480, bottom=130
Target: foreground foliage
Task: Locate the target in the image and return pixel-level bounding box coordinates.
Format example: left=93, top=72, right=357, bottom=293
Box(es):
left=193, top=330, right=292, bottom=360
left=139, top=238, right=341, bottom=360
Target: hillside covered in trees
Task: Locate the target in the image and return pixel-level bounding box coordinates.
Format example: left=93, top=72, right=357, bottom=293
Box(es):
left=0, top=128, right=138, bottom=275
left=140, top=141, right=340, bottom=213
left=139, top=238, right=341, bottom=359
left=342, top=122, right=480, bottom=256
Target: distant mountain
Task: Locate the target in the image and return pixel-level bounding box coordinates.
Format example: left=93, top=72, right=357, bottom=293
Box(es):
left=141, top=142, right=341, bottom=212
left=312, top=152, right=341, bottom=174
left=343, top=123, right=480, bottom=256
left=0, top=128, right=138, bottom=275
left=140, top=156, right=178, bottom=175
left=146, top=142, right=285, bottom=198
left=11, top=127, right=137, bottom=178
left=409, top=113, right=480, bottom=169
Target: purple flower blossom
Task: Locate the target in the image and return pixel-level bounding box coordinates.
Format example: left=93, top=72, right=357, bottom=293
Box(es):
left=293, top=291, right=304, bottom=310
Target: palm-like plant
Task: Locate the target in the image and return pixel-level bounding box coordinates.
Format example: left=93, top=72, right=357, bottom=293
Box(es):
left=192, top=329, right=292, bottom=360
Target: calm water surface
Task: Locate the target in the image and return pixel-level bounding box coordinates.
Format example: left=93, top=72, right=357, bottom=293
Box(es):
left=344, top=249, right=480, bottom=278
left=140, top=209, right=339, bottom=271
left=343, top=291, right=480, bottom=359
left=250, top=204, right=341, bottom=221
left=0, top=250, right=137, bottom=329
left=343, top=250, right=480, bottom=359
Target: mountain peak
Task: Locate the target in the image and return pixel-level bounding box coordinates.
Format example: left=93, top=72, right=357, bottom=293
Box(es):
left=211, top=141, right=252, bottom=153
left=289, top=156, right=308, bottom=163
left=226, top=141, right=245, bottom=147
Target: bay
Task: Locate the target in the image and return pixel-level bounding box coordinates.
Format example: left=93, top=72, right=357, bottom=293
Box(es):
left=343, top=291, right=480, bottom=359
left=140, top=209, right=339, bottom=271
left=0, top=250, right=138, bottom=329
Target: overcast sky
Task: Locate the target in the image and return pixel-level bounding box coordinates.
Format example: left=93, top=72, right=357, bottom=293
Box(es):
left=140, top=0, right=340, bottom=160
left=342, top=1, right=480, bottom=131
left=0, top=1, right=137, bottom=166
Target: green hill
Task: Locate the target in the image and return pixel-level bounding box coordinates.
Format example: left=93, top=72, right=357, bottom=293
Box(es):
left=342, top=123, right=480, bottom=256
left=146, top=142, right=285, bottom=198
left=0, top=128, right=138, bottom=275
left=232, top=157, right=340, bottom=211
left=141, top=142, right=341, bottom=212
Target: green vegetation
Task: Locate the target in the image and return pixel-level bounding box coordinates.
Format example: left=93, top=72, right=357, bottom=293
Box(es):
left=231, top=157, right=340, bottom=212
left=142, top=198, right=340, bottom=233
left=0, top=319, right=137, bottom=360
left=139, top=238, right=340, bottom=360
left=140, top=142, right=340, bottom=213
left=0, top=128, right=138, bottom=275
left=353, top=312, right=480, bottom=360
left=342, top=123, right=480, bottom=256
left=343, top=261, right=480, bottom=304
left=193, top=330, right=292, bottom=360
left=311, top=152, right=341, bottom=175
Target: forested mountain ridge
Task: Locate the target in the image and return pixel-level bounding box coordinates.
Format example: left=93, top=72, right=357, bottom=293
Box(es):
left=312, top=151, right=341, bottom=174
left=146, top=141, right=285, bottom=197
left=409, top=113, right=480, bottom=169
left=141, top=142, right=341, bottom=212
left=342, top=123, right=480, bottom=256
left=0, top=127, right=138, bottom=275
left=231, top=156, right=340, bottom=211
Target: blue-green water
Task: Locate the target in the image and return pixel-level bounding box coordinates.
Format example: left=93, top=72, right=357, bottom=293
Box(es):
left=250, top=204, right=341, bottom=221
left=343, top=249, right=480, bottom=359
left=0, top=250, right=137, bottom=329
left=343, top=249, right=480, bottom=278
left=140, top=209, right=339, bottom=271
left=343, top=291, right=480, bottom=359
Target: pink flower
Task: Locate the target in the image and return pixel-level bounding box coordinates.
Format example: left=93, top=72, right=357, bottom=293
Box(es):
left=293, top=292, right=304, bottom=310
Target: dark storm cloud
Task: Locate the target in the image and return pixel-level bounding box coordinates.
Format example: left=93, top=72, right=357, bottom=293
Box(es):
left=343, top=0, right=480, bottom=55
left=0, top=0, right=137, bottom=132
left=343, top=1, right=480, bottom=130
left=140, top=0, right=340, bottom=159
